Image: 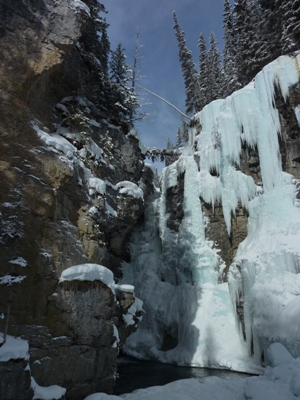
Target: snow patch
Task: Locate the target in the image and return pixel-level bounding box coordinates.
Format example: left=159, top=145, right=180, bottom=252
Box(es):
left=116, top=181, right=144, bottom=199
left=89, top=177, right=106, bottom=195
left=9, top=257, right=27, bottom=268
left=0, top=275, right=26, bottom=285
left=112, top=325, right=120, bottom=349
left=59, top=264, right=115, bottom=293
left=115, top=284, right=134, bottom=293
left=0, top=334, right=29, bottom=361
left=31, top=377, right=66, bottom=400
left=71, top=0, right=90, bottom=16
left=123, top=297, right=143, bottom=327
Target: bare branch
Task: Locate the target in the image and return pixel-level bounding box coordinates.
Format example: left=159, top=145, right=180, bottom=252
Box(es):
left=136, top=85, right=191, bottom=121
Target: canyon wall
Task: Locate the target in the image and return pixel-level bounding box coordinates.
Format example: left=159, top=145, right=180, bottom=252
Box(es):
left=0, top=0, right=150, bottom=398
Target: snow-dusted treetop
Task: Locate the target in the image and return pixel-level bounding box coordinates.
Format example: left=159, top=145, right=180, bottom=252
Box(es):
left=59, top=264, right=115, bottom=293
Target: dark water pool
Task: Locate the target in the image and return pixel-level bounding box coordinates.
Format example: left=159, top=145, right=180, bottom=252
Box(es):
left=113, top=355, right=253, bottom=395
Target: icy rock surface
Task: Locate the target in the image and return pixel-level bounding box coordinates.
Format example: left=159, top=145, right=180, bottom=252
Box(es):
left=121, top=54, right=300, bottom=371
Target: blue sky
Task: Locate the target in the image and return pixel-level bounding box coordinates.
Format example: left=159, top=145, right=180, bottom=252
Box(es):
left=103, top=0, right=225, bottom=171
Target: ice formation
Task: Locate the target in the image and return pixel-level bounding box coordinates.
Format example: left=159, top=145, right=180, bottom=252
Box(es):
left=121, top=54, right=300, bottom=371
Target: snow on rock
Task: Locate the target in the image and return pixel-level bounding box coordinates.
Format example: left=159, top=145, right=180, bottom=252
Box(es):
left=116, top=181, right=144, bottom=200
left=114, top=284, right=134, bottom=293
left=9, top=257, right=27, bottom=267
left=59, top=264, right=115, bottom=293
left=71, top=0, right=91, bottom=17
left=112, top=325, right=120, bottom=349
left=89, top=177, right=106, bottom=195
left=127, top=129, right=148, bottom=155
left=0, top=334, right=29, bottom=362
left=105, top=201, right=118, bottom=217
left=0, top=275, right=26, bottom=285
left=31, top=377, right=66, bottom=400
left=32, top=123, right=76, bottom=165
left=123, top=297, right=143, bottom=327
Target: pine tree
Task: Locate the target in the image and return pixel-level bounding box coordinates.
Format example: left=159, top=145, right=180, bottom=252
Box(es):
left=176, top=126, right=183, bottom=148
left=79, top=3, right=113, bottom=112
left=198, top=33, right=209, bottom=109
left=180, top=118, right=189, bottom=143
left=130, top=28, right=149, bottom=122
left=232, top=0, right=250, bottom=85
left=110, top=43, right=131, bottom=84
left=110, top=44, right=138, bottom=121
left=207, top=32, right=226, bottom=102
left=173, top=11, right=201, bottom=114
left=222, top=0, right=240, bottom=96
left=98, top=19, right=111, bottom=76
left=175, top=118, right=189, bottom=148
left=281, top=0, right=300, bottom=53
left=165, top=137, right=177, bottom=166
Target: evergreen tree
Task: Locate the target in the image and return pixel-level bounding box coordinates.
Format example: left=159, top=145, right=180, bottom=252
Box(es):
left=110, top=43, right=131, bottom=84
left=173, top=11, right=201, bottom=114
left=180, top=118, right=189, bottom=144
left=165, top=137, right=177, bottom=166
left=130, top=28, right=149, bottom=122
left=207, top=32, right=225, bottom=102
left=110, top=44, right=138, bottom=121
left=176, top=126, right=183, bottom=148
left=98, top=19, right=111, bottom=76
left=281, top=0, right=300, bottom=53
left=79, top=2, right=113, bottom=112
left=223, top=0, right=240, bottom=96
left=198, top=33, right=209, bottom=109
left=176, top=118, right=189, bottom=148
left=232, top=0, right=250, bottom=85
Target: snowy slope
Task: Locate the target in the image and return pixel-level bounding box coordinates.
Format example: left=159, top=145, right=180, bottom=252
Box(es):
left=121, top=54, right=300, bottom=371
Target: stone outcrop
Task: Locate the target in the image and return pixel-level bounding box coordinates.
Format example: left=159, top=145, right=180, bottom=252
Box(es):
left=0, top=359, right=32, bottom=400
left=0, top=0, right=151, bottom=398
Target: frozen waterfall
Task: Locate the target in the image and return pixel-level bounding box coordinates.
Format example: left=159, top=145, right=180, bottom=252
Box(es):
left=121, top=54, right=300, bottom=372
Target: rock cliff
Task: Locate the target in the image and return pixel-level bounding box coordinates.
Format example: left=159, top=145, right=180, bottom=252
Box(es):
left=0, top=0, right=150, bottom=398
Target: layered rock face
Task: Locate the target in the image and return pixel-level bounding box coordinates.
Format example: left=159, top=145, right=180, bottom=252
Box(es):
left=0, top=0, right=150, bottom=398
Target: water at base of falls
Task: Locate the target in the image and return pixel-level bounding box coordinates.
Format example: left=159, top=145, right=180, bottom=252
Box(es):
left=113, top=355, right=253, bottom=395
